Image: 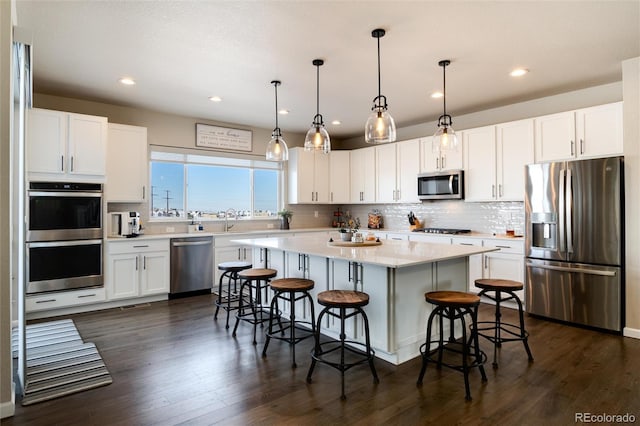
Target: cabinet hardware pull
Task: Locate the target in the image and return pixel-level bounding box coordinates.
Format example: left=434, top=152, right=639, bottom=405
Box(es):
left=496, top=245, right=511, bottom=249
left=484, top=256, right=488, bottom=269
left=331, top=192, right=333, bottom=202
left=243, top=248, right=247, bottom=258
left=460, top=243, right=473, bottom=246
left=36, top=299, right=56, bottom=304
left=142, top=186, right=145, bottom=200
left=492, top=184, right=496, bottom=197
left=143, top=256, right=146, bottom=269
left=580, top=139, right=584, bottom=155
left=61, top=155, right=64, bottom=171
left=133, top=245, right=149, bottom=248
left=135, top=256, right=139, bottom=270
left=570, top=140, right=574, bottom=156
left=237, top=248, right=241, bottom=260
left=442, top=155, right=446, bottom=169
left=71, top=156, right=74, bottom=172
left=436, top=157, right=439, bottom=170
left=78, top=294, right=96, bottom=298
left=499, top=184, right=503, bottom=197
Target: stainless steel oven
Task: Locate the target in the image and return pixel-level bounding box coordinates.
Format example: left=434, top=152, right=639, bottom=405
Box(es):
left=26, top=182, right=103, bottom=294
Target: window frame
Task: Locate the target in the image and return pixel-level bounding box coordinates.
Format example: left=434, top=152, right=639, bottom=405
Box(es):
left=148, top=148, right=284, bottom=222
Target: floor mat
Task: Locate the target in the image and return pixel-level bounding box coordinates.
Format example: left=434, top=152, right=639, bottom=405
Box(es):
left=12, top=319, right=112, bottom=406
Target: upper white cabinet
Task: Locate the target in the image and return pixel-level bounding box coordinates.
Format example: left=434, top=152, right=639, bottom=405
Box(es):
left=464, top=119, right=533, bottom=202
left=328, top=150, right=350, bottom=204
left=420, top=135, right=463, bottom=173
left=27, top=108, right=107, bottom=181
left=350, top=146, right=376, bottom=203
left=106, top=123, right=148, bottom=202
left=375, top=138, right=420, bottom=203
left=287, top=147, right=330, bottom=204
left=534, top=102, right=622, bottom=162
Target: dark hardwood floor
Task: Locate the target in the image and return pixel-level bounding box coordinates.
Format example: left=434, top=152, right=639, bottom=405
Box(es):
left=6, top=294, right=640, bottom=425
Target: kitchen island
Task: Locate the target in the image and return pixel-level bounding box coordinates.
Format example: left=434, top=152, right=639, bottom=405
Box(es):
left=232, top=234, right=496, bottom=365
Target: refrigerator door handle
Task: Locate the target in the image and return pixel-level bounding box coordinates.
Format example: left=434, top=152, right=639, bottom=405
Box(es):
left=526, top=262, right=616, bottom=277
left=566, top=168, right=574, bottom=254
left=558, top=169, right=566, bottom=252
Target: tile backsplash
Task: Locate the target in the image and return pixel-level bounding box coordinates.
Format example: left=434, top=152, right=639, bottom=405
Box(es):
left=342, top=201, right=525, bottom=235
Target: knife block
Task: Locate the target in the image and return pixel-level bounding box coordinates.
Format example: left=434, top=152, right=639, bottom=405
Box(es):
left=409, top=219, right=421, bottom=231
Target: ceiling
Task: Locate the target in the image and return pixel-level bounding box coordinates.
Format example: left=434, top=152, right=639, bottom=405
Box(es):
left=16, top=1, right=640, bottom=140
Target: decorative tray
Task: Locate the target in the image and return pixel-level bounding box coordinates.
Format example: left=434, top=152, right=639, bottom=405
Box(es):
left=327, top=240, right=382, bottom=247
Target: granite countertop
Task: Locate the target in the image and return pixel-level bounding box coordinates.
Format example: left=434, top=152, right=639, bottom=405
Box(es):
left=105, top=228, right=333, bottom=242
left=231, top=235, right=497, bottom=268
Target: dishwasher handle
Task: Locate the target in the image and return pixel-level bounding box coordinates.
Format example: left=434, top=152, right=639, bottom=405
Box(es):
left=171, top=240, right=211, bottom=247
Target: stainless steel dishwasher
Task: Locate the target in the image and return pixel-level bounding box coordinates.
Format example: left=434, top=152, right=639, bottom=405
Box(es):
left=170, top=236, right=213, bottom=297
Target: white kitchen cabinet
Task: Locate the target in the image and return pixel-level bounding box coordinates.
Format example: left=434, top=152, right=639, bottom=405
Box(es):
left=534, top=102, right=622, bottom=162
left=26, top=287, right=106, bottom=313
left=409, top=233, right=452, bottom=245
left=481, top=239, right=525, bottom=305
left=350, top=146, right=376, bottom=203
left=283, top=252, right=328, bottom=322
left=375, top=138, right=420, bottom=203
left=214, top=235, right=256, bottom=285
left=288, top=147, right=330, bottom=204
left=106, top=239, right=170, bottom=300
left=27, top=108, right=107, bottom=181
left=420, top=135, right=463, bottom=172
left=464, top=120, right=533, bottom=202
left=454, top=238, right=483, bottom=294
left=329, top=150, right=350, bottom=204
left=106, top=123, right=148, bottom=202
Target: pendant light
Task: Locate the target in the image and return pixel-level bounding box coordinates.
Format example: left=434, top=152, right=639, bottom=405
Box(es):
left=365, top=28, right=396, bottom=144
left=304, top=59, right=331, bottom=154
left=432, top=60, right=459, bottom=153
left=265, top=80, right=289, bottom=162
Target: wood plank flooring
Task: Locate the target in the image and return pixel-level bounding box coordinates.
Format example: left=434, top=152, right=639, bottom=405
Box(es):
left=5, top=294, right=640, bottom=425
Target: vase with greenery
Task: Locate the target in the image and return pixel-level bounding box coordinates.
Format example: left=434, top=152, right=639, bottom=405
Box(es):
left=339, top=214, right=360, bottom=241
left=278, top=209, right=293, bottom=230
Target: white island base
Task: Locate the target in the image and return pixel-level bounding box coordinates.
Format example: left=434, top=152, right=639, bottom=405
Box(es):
left=233, top=236, right=495, bottom=365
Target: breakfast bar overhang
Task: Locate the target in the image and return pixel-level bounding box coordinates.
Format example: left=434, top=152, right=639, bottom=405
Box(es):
left=233, top=235, right=497, bottom=365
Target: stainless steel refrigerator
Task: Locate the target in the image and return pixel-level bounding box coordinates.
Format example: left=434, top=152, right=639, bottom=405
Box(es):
left=525, top=156, right=624, bottom=332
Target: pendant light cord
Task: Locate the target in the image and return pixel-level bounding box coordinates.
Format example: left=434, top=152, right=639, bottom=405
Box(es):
left=442, top=62, right=447, bottom=117
left=316, top=63, right=320, bottom=117
left=377, top=34, right=382, bottom=105
left=273, top=81, right=280, bottom=134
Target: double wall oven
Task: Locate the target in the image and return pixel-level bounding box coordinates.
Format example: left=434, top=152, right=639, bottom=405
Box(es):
left=26, top=182, right=103, bottom=294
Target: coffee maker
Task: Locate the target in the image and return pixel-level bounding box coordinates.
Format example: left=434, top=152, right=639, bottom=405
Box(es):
left=109, top=211, right=141, bottom=237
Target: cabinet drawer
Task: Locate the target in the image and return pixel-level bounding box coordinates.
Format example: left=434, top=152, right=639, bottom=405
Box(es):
left=453, top=237, right=482, bottom=247
left=215, top=234, right=267, bottom=248
left=26, top=287, right=106, bottom=312
left=108, top=239, right=169, bottom=254
left=483, top=239, right=524, bottom=254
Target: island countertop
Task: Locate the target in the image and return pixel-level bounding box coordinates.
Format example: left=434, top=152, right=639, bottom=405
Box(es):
left=232, top=235, right=497, bottom=268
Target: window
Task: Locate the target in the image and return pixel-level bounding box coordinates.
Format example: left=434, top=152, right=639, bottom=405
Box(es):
left=149, top=150, right=282, bottom=220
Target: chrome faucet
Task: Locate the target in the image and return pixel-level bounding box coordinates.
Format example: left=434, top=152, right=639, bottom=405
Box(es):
left=224, top=208, right=236, bottom=232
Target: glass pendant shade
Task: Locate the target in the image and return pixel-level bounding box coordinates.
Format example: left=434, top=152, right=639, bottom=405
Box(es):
left=365, top=106, right=396, bottom=144
left=266, top=130, right=288, bottom=162
left=304, top=122, right=330, bottom=154
left=266, top=80, right=289, bottom=162
left=433, top=122, right=459, bottom=152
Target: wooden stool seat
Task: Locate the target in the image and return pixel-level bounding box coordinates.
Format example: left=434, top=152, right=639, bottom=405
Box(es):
left=238, top=268, right=278, bottom=280
left=218, top=261, right=252, bottom=272
left=425, top=291, right=480, bottom=308
left=474, top=278, right=523, bottom=292
left=270, top=278, right=315, bottom=292
left=317, top=290, right=369, bottom=308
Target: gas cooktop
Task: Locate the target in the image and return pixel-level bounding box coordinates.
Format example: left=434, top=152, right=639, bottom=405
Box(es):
left=412, top=228, right=471, bottom=235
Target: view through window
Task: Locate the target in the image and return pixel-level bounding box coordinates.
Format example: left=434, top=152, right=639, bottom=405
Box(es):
left=149, top=150, right=281, bottom=220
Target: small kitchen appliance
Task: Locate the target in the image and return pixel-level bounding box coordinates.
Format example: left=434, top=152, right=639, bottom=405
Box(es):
left=109, top=211, right=141, bottom=237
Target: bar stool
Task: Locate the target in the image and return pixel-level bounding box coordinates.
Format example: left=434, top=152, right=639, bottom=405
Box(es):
left=472, top=278, right=534, bottom=368
left=417, top=290, right=487, bottom=401
left=232, top=268, right=278, bottom=344
left=262, top=278, right=316, bottom=368
left=306, top=290, right=379, bottom=400
left=214, top=261, right=252, bottom=329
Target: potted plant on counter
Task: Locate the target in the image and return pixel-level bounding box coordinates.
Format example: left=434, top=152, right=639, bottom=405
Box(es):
left=278, top=209, right=293, bottom=230
left=339, top=214, right=360, bottom=241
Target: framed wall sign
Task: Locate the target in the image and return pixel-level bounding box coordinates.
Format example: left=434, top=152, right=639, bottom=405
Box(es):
left=195, top=123, right=253, bottom=152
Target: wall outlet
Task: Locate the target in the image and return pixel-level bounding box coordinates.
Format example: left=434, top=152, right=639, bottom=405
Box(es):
left=314, top=211, right=319, bottom=218
left=166, top=226, right=175, bottom=233
left=267, top=223, right=274, bottom=229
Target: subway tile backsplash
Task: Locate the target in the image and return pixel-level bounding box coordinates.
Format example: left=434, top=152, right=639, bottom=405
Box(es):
left=340, top=201, right=525, bottom=235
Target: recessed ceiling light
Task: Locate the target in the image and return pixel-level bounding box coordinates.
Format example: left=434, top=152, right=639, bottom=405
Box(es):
left=208, top=96, right=222, bottom=102
left=431, top=91, right=443, bottom=99
left=119, top=77, right=136, bottom=86
left=331, top=120, right=342, bottom=126
left=510, top=68, right=529, bottom=77
left=278, top=109, right=289, bottom=115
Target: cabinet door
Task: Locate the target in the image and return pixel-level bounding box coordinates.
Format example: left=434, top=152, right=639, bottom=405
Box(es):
left=497, top=119, right=534, bottom=201
left=397, top=139, right=420, bottom=203
left=313, top=151, right=330, bottom=203
left=375, top=143, right=398, bottom=203
left=287, top=148, right=315, bottom=203
left=483, top=252, right=525, bottom=302
left=409, top=234, right=452, bottom=245
left=140, top=251, right=170, bottom=295
left=463, top=126, right=497, bottom=201
left=214, top=246, right=244, bottom=284
left=575, top=102, right=623, bottom=158
left=107, top=124, right=148, bottom=202
left=534, top=111, right=575, bottom=162
left=440, top=146, right=463, bottom=171
left=329, top=150, right=350, bottom=204
left=350, top=147, right=375, bottom=203
left=27, top=108, right=67, bottom=175
left=107, top=253, right=139, bottom=300
left=326, top=259, right=358, bottom=336
left=420, top=136, right=439, bottom=172
left=68, top=113, right=107, bottom=176
left=453, top=238, right=483, bottom=293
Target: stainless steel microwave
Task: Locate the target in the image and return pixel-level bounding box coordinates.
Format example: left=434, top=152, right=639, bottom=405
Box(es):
left=417, top=170, right=464, bottom=200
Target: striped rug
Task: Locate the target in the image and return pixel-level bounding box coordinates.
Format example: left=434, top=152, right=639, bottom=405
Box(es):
left=12, top=319, right=112, bottom=406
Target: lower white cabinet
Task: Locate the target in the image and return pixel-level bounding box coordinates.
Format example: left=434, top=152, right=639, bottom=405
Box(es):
left=26, top=287, right=106, bottom=312
left=453, top=238, right=483, bottom=293
left=214, top=235, right=260, bottom=285
left=106, top=239, right=170, bottom=300
left=481, top=239, right=525, bottom=303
